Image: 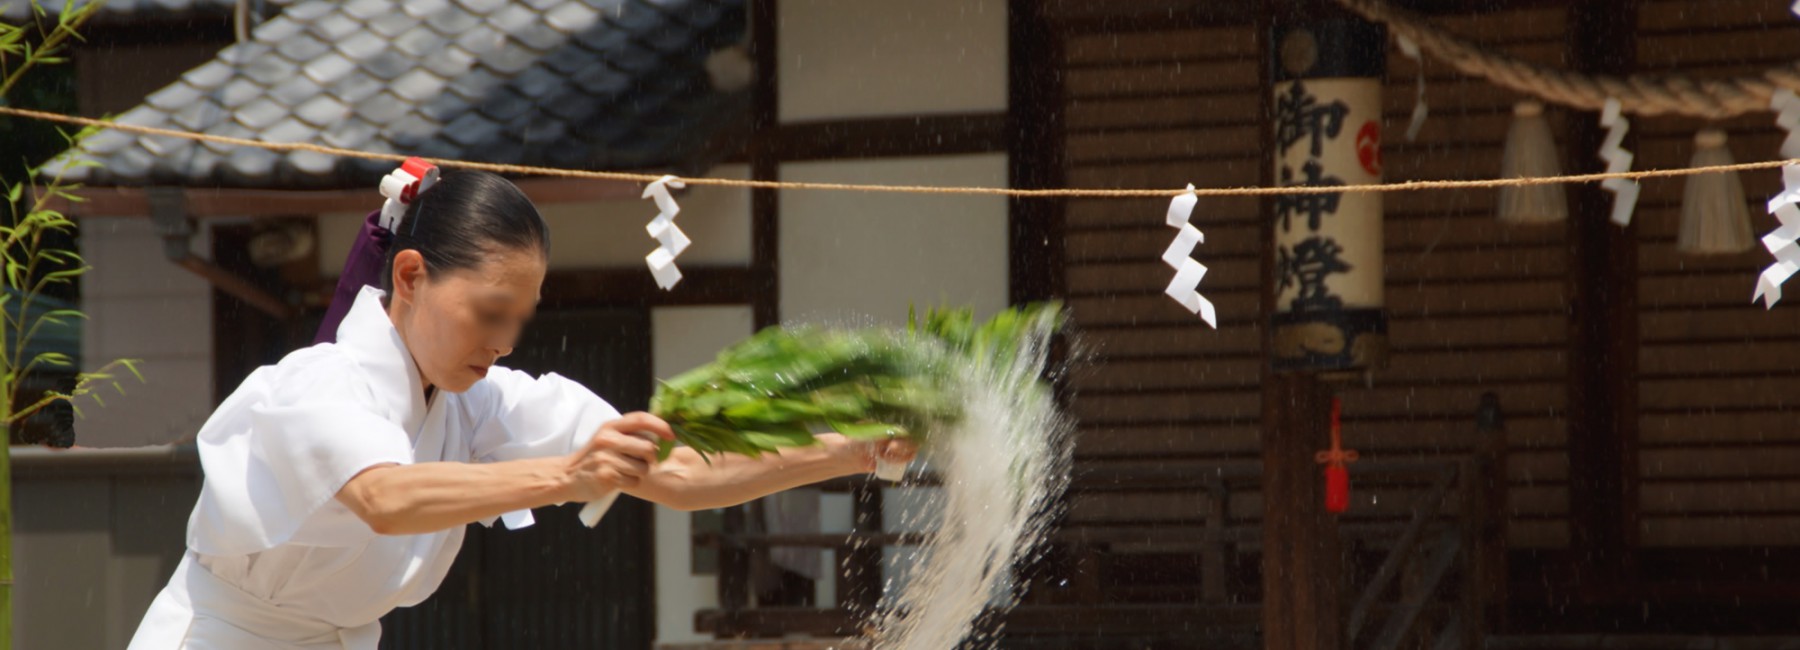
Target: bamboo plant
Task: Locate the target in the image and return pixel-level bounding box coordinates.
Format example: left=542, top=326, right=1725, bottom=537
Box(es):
left=1, top=2, right=144, bottom=648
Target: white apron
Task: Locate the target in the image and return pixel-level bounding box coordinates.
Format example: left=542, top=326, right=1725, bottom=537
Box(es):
left=128, top=286, right=621, bottom=649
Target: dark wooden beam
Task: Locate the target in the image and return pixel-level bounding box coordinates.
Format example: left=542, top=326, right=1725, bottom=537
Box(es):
left=772, top=114, right=1008, bottom=162
left=539, top=267, right=757, bottom=308
left=1260, top=2, right=1382, bottom=650
left=713, top=0, right=783, bottom=625
left=749, top=0, right=780, bottom=331
left=1008, top=0, right=1066, bottom=305
left=1562, top=0, right=1638, bottom=593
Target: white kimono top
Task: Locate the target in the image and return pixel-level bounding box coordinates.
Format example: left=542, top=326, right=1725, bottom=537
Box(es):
left=128, top=286, right=622, bottom=650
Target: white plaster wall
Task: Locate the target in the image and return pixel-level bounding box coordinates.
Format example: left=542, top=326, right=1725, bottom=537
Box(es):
left=650, top=305, right=756, bottom=645
left=316, top=165, right=753, bottom=276
left=779, top=0, right=1008, bottom=122
left=78, top=217, right=215, bottom=448
left=779, top=154, right=1009, bottom=325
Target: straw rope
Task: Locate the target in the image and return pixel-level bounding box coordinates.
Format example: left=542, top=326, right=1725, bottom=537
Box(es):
left=4, top=105, right=1798, bottom=198
left=1330, top=0, right=1800, bottom=120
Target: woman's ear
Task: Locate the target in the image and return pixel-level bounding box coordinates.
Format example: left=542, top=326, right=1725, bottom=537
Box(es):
left=390, top=249, right=428, bottom=306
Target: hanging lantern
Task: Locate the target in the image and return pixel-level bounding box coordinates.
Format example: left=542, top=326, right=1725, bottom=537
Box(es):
left=1270, top=18, right=1388, bottom=375
left=1497, top=100, right=1567, bottom=225
left=1678, top=128, right=1754, bottom=255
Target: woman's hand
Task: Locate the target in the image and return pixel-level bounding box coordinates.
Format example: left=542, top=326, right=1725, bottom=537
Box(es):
left=819, top=432, right=920, bottom=474
left=562, top=412, right=675, bottom=502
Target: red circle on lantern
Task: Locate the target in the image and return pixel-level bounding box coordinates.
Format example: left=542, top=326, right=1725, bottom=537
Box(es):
left=1355, top=121, right=1382, bottom=177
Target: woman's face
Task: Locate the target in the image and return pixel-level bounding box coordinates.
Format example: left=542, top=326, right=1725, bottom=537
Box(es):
left=389, top=246, right=546, bottom=393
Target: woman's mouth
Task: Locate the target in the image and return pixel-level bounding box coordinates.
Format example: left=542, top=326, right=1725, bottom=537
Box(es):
left=469, top=365, right=489, bottom=378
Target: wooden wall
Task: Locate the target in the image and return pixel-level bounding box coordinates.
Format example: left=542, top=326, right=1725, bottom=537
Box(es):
left=1056, top=3, right=1574, bottom=554
left=1056, top=0, right=1800, bottom=566
left=1632, top=0, right=1800, bottom=549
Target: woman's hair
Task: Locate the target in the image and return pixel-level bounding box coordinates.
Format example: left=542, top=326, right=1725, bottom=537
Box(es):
left=381, top=170, right=550, bottom=291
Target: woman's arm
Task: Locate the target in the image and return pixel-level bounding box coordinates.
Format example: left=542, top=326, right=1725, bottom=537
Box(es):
left=626, top=433, right=914, bottom=511
left=336, top=457, right=573, bottom=535
left=338, top=414, right=671, bottom=535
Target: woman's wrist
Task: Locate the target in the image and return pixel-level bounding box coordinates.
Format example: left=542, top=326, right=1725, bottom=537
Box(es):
left=538, top=455, right=584, bottom=504
left=815, top=432, right=873, bottom=475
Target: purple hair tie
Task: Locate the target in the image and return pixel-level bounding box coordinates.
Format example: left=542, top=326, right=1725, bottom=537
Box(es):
left=312, top=158, right=439, bottom=345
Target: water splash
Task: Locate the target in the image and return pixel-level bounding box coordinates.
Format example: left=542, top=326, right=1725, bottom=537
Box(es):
left=865, top=314, right=1074, bottom=650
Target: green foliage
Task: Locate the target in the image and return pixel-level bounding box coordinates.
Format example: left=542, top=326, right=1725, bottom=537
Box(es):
left=650, top=302, right=1063, bottom=462
left=1, top=1, right=94, bottom=180
left=0, top=0, right=140, bottom=427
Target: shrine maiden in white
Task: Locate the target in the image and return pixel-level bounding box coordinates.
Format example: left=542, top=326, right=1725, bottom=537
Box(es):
left=128, top=170, right=913, bottom=649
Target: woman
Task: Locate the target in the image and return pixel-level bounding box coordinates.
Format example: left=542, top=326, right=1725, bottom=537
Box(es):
left=128, top=169, right=913, bottom=649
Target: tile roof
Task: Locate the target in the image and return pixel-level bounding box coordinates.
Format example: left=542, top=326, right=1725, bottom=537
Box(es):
left=45, top=0, right=749, bottom=189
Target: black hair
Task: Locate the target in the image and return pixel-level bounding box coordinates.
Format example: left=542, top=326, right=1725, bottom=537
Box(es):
left=381, top=170, right=550, bottom=292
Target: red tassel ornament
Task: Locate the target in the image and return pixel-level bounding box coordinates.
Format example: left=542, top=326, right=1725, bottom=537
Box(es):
left=1315, top=397, right=1359, bottom=514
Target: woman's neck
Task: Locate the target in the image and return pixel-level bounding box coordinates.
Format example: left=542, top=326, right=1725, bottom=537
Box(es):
left=386, top=299, right=436, bottom=400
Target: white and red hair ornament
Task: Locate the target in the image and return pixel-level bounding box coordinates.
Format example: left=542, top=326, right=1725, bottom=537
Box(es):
left=378, top=157, right=442, bottom=232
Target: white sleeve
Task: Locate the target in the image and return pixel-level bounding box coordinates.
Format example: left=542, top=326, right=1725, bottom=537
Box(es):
left=469, top=367, right=623, bottom=464
left=466, top=368, right=623, bottom=529
left=188, top=351, right=414, bottom=556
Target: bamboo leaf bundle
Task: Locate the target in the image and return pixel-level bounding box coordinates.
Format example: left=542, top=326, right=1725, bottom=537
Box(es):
left=648, top=302, right=1063, bottom=461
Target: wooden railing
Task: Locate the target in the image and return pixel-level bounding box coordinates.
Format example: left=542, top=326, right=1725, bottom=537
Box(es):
left=697, top=400, right=1510, bottom=649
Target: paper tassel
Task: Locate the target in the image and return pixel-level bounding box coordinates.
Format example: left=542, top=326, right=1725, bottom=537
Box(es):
left=642, top=175, right=689, bottom=290
left=1161, top=184, right=1217, bottom=328
left=1678, top=128, right=1754, bottom=255
left=1396, top=34, right=1428, bottom=142
left=1753, top=90, right=1800, bottom=307
left=1497, top=101, right=1567, bottom=225
left=1598, top=97, right=1641, bottom=227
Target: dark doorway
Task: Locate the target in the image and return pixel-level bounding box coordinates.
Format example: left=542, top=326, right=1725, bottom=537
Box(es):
left=380, top=307, right=656, bottom=650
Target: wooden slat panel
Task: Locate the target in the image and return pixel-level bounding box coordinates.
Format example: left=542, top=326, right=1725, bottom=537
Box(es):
left=1513, top=521, right=1571, bottom=548
left=1641, top=410, right=1800, bottom=446
left=1064, top=27, right=1258, bottom=64
left=1642, top=308, right=1800, bottom=342
left=1640, top=481, right=1800, bottom=514
left=1640, top=517, right=1800, bottom=547
left=1640, top=342, right=1800, bottom=376
left=1074, top=418, right=1566, bottom=460
left=1065, top=61, right=1258, bottom=100
left=1639, top=447, right=1800, bottom=480
left=1068, top=480, right=1570, bottom=525
left=1641, top=377, right=1800, bottom=410
left=1638, top=0, right=1796, bottom=31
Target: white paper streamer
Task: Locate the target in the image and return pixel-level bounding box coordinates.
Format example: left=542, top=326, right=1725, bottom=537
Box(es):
left=642, top=175, right=689, bottom=289
left=1598, top=98, right=1640, bottom=227
left=1161, top=184, right=1216, bottom=328
left=1397, top=34, right=1428, bottom=143
left=1754, top=90, right=1800, bottom=307
left=500, top=508, right=535, bottom=530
